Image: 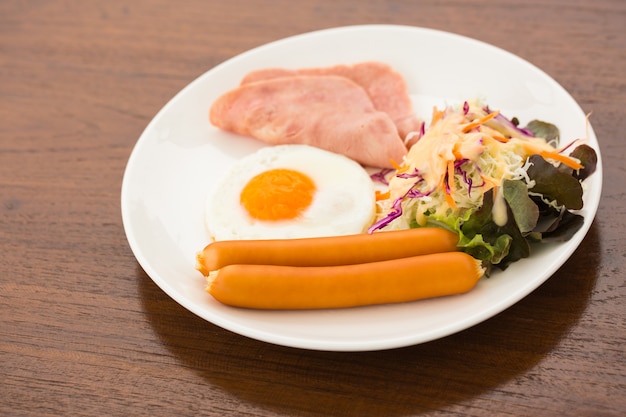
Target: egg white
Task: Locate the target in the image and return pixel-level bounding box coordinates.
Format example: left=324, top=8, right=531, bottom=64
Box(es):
left=205, top=144, right=376, bottom=241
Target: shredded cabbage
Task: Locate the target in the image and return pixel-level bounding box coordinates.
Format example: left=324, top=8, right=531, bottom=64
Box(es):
left=369, top=100, right=592, bottom=270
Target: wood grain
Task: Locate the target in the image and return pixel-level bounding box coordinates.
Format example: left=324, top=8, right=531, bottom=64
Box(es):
left=1, top=0, right=625, bottom=416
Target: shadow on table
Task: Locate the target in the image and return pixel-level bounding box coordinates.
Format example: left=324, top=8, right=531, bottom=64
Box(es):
left=138, top=222, right=601, bottom=416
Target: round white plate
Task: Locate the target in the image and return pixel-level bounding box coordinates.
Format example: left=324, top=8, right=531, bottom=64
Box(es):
left=121, top=25, right=602, bottom=351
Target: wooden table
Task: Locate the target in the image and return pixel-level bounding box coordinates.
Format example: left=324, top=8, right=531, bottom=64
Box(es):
left=2, top=1, right=625, bottom=415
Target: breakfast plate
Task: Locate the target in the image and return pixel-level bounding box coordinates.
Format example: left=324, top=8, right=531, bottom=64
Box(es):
left=121, top=25, right=602, bottom=351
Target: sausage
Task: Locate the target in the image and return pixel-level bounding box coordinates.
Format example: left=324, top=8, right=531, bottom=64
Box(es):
left=196, top=227, right=459, bottom=275
left=206, top=251, right=484, bottom=310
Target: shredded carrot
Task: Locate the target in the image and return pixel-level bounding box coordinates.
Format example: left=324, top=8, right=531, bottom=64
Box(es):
left=539, top=150, right=584, bottom=170
left=523, top=143, right=583, bottom=170
left=452, top=143, right=464, bottom=160
left=431, top=107, right=445, bottom=126
left=375, top=190, right=390, bottom=201
left=390, top=159, right=409, bottom=175
left=462, top=111, right=500, bottom=133
left=445, top=160, right=458, bottom=209
left=492, top=134, right=510, bottom=143
left=389, top=159, right=401, bottom=170
left=444, top=190, right=457, bottom=209
left=480, top=174, right=498, bottom=191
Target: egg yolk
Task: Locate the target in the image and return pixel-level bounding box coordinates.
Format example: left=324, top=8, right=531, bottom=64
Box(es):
left=240, top=168, right=316, bottom=221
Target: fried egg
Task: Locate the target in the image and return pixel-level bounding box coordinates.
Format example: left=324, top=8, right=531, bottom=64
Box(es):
left=205, top=144, right=376, bottom=241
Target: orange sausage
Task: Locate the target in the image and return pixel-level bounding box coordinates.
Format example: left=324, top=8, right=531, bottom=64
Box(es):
left=206, top=252, right=484, bottom=310
left=196, top=227, right=459, bottom=275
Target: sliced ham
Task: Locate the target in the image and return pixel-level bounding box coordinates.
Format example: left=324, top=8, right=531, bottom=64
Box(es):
left=209, top=75, right=407, bottom=168
left=241, top=61, right=424, bottom=140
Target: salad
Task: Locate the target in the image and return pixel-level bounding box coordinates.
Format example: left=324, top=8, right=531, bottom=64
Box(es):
left=371, top=100, right=598, bottom=272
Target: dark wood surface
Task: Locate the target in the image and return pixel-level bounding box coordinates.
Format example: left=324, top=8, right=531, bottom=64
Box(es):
left=2, top=1, right=625, bottom=416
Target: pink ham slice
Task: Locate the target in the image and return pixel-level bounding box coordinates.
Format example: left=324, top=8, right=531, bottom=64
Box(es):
left=241, top=61, right=423, bottom=140
left=209, top=75, right=407, bottom=168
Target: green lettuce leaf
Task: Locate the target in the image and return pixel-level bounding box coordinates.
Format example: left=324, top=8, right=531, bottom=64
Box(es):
left=457, top=189, right=530, bottom=270
left=525, top=120, right=560, bottom=147
left=502, top=179, right=539, bottom=234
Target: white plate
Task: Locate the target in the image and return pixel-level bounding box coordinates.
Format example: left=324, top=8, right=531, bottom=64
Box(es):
left=121, top=25, right=602, bottom=351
